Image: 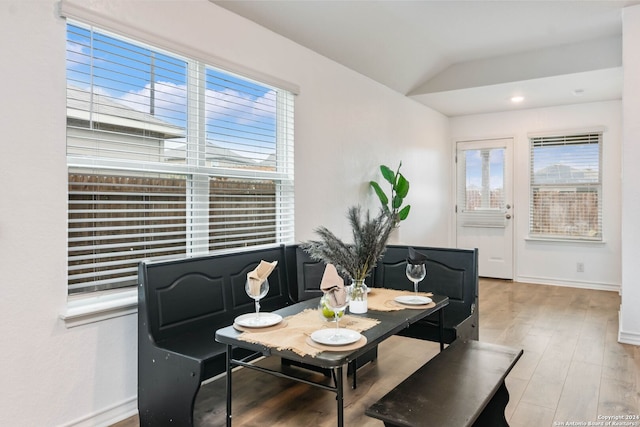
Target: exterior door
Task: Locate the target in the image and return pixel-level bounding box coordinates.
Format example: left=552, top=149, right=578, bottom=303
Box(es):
left=456, top=138, right=513, bottom=279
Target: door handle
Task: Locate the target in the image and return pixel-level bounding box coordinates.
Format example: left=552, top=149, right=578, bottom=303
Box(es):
left=505, top=214, right=512, bottom=219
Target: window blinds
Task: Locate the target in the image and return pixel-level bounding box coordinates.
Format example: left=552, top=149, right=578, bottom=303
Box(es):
left=66, top=22, right=295, bottom=294
left=529, top=133, right=601, bottom=240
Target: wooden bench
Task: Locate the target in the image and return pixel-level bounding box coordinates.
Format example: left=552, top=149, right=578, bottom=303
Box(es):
left=365, top=340, right=523, bottom=427
left=375, top=245, right=480, bottom=345
left=137, top=244, right=480, bottom=426
left=137, top=245, right=293, bottom=427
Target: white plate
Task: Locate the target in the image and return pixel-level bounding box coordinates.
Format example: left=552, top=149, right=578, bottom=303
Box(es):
left=394, top=295, right=433, bottom=305
left=235, top=312, right=282, bottom=328
left=310, top=328, right=362, bottom=346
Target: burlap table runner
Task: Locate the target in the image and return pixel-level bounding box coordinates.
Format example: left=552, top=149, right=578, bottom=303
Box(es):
left=367, top=288, right=434, bottom=311
left=237, top=308, right=380, bottom=357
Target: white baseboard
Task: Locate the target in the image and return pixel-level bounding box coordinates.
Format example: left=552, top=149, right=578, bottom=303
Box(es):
left=58, top=396, right=137, bottom=427
left=617, top=329, right=640, bottom=345
left=59, top=369, right=231, bottom=427
left=514, top=275, right=620, bottom=292
left=618, top=315, right=640, bottom=346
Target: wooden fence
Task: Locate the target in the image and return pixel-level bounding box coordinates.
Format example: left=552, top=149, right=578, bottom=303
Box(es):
left=68, top=173, right=276, bottom=293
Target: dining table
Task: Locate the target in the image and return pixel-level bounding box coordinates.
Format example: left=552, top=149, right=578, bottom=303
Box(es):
left=215, top=289, right=449, bottom=427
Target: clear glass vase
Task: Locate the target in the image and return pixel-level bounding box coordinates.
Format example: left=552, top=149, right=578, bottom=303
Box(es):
left=349, top=279, right=368, bottom=314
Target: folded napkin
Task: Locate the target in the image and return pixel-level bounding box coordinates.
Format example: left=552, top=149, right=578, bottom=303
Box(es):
left=320, top=263, right=347, bottom=307
left=247, top=260, right=278, bottom=297
left=407, top=247, right=428, bottom=265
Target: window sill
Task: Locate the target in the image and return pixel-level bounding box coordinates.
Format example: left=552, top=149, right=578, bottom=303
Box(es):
left=525, top=236, right=606, bottom=245
left=60, top=288, right=138, bottom=328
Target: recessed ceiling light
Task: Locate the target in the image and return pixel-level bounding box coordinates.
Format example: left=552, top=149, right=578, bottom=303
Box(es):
left=511, top=96, right=524, bottom=103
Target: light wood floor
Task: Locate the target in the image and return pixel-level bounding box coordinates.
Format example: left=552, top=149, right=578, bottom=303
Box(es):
left=114, top=279, right=639, bottom=426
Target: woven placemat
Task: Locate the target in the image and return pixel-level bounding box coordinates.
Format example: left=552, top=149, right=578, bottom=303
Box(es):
left=238, top=309, right=379, bottom=357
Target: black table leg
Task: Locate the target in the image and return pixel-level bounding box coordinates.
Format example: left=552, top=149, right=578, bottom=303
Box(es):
left=336, top=366, right=344, bottom=427
left=226, top=345, right=232, bottom=427
left=439, top=309, right=445, bottom=351
left=351, top=361, right=357, bottom=389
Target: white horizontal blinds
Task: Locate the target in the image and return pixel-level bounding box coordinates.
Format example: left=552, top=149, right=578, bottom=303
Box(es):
left=66, top=22, right=295, bottom=294
left=209, top=178, right=277, bottom=249
left=66, top=24, right=188, bottom=166
left=204, top=68, right=277, bottom=167
left=202, top=67, right=295, bottom=250
left=275, top=90, right=296, bottom=243
left=457, top=147, right=507, bottom=228
left=66, top=23, right=189, bottom=293
left=68, top=172, right=188, bottom=293
left=529, top=133, right=602, bottom=240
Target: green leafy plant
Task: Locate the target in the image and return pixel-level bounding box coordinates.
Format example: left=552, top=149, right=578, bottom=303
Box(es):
left=370, top=161, right=410, bottom=226
left=302, top=206, right=394, bottom=282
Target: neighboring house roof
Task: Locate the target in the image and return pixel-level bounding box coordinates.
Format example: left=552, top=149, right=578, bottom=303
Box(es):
left=67, top=86, right=274, bottom=170
left=534, top=164, right=598, bottom=184
left=67, top=86, right=185, bottom=139
left=163, top=144, right=268, bottom=168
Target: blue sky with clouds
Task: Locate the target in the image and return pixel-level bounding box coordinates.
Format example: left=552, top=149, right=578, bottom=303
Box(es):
left=66, top=23, right=277, bottom=161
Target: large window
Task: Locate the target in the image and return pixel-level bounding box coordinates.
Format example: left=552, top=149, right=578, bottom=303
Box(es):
left=66, top=23, right=295, bottom=295
left=529, top=132, right=601, bottom=240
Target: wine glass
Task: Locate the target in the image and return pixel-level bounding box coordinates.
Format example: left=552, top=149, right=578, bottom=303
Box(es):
left=406, top=263, right=426, bottom=295
left=245, top=278, right=270, bottom=326
left=324, top=287, right=350, bottom=342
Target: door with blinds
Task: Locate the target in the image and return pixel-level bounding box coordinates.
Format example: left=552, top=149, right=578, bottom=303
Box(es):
left=456, top=138, right=514, bottom=279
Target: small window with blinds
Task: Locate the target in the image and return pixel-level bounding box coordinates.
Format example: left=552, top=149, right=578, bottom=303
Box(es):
left=66, top=23, right=295, bottom=294
left=529, top=132, right=601, bottom=241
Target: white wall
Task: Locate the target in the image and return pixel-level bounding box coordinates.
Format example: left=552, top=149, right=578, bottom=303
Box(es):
left=292, top=48, right=452, bottom=245
left=451, top=101, right=622, bottom=291
left=0, top=1, right=450, bottom=425
left=620, top=5, right=640, bottom=345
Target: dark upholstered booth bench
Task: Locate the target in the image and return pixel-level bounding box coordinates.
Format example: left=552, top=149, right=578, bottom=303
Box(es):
left=365, top=340, right=523, bottom=427
left=137, top=243, right=479, bottom=426
left=375, top=245, right=479, bottom=345
left=137, top=245, right=294, bottom=427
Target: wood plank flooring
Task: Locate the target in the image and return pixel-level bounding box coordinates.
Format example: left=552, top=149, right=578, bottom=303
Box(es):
left=113, top=279, right=639, bottom=427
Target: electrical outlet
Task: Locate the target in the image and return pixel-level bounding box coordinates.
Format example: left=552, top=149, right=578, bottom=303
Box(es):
left=577, top=262, right=585, bottom=273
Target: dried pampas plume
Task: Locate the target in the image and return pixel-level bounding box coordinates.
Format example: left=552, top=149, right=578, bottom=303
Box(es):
left=302, top=206, right=394, bottom=282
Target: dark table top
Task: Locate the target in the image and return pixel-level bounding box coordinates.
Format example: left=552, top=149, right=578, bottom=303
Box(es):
left=215, top=294, right=449, bottom=369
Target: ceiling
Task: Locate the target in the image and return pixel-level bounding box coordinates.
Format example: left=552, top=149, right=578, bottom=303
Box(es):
left=213, top=0, right=639, bottom=117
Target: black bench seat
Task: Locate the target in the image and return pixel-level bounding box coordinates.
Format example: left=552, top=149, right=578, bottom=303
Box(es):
left=137, top=244, right=480, bottom=426
left=375, top=245, right=479, bottom=344
left=365, top=340, right=523, bottom=427
left=137, top=245, right=293, bottom=426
